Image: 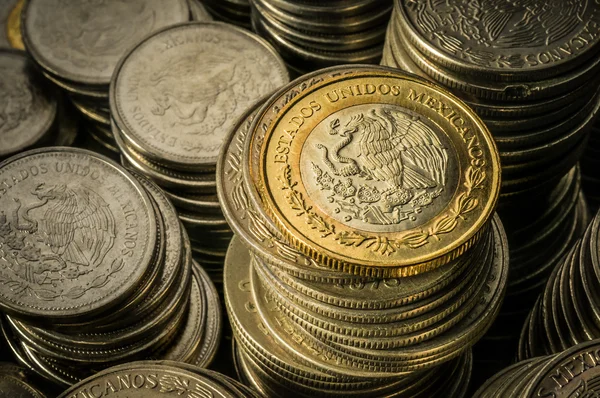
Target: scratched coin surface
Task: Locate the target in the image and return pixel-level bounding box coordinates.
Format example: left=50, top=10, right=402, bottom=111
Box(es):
left=398, top=0, right=600, bottom=80
left=0, top=50, right=56, bottom=159
left=0, top=148, right=157, bottom=321
left=111, top=21, right=289, bottom=170
left=253, top=68, right=500, bottom=275
left=22, top=0, right=190, bottom=86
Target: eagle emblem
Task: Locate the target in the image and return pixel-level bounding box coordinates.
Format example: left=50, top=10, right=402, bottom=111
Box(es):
left=0, top=183, right=118, bottom=300
left=408, top=0, right=587, bottom=66
left=311, top=108, right=449, bottom=226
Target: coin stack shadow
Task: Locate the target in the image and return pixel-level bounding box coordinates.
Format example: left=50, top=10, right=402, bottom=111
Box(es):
left=201, top=0, right=251, bottom=29
left=473, top=339, right=600, bottom=397
left=109, top=22, right=289, bottom=297
left=0, top=149, right=221, bottom=388
left=250, top=0, right=392, bottom=75
left=582, top=121, right=600, bottom=215
left=218, top=66, right=509, bottom=397
left=518, top=208, right=600, bottom=360
left=19, top=0, right=207, bottom=159
left=382, top=2, right=600, bottom=379
left=0, top=50, right=78, bottom=161
left=57, top=361, right=262, bottom=398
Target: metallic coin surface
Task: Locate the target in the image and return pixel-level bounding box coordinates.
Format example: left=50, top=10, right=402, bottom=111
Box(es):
left=399, top=0, right=600, bottom=81
left=6, top=0, right=23, bottom=50
left=22, top=0, right=190, bottom=86
left=0, top=148, right=157, bottom=321
left=0, top=50, right=56, bottom=158
left=111, top=22, right=289, bottom=170
left=253, top=68, right=500, bottom=275
left=57, top=362, right=234, bottom=398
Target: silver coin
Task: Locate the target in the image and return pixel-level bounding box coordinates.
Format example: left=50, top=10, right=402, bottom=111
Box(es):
left=0, top=50, right=57, bottom=159
left=0, top=148, right=157, bottom=322
left=22, top=0, right=190, bottom=86
left=110, top=21, right=289, bottom=171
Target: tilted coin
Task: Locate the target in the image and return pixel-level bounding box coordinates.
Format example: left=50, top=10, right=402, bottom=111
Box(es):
left=251, top=67, right=500, bottom=276
left=110, top=21, right=289, bottom=171
left=0, top=148, right=157, bottom=322
left=22, top=0, right=190, bottom=87
left=398, top=0, right=600, bottom=81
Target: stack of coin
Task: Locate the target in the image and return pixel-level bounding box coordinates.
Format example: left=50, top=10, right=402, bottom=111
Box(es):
left=0, top=148, right=221, bottom=388
left=218, top=65, right=508, bottom=396
left=188, top=0, right=214, bottom=21
left=470, top=166, right=590, bottom=385
left=517, top=208, right=600, bottom=360
left=382, top=2, right=600, bottom=202
left=110, top=21, right=289, bottom=291
left=251, top=0, right=392, bottom=75
left=20, top=0, right=200, bottom=157
left=0, top=362, right=48, bottom=397
left=203, top=0, right=251, bottom=29
left=474, top=339, right=600, bottom=397
left=0, top=49, right=77, bottom=162
left=582, top=123, right=600, bottom=215
left=58, top=361, right=261, bottom=398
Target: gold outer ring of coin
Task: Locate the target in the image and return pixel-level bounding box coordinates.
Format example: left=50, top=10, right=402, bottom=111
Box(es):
left=251, top=67, right=500, bottom=277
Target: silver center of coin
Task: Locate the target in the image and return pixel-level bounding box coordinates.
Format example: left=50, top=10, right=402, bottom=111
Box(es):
left=300, top=104, right=457, bottom=232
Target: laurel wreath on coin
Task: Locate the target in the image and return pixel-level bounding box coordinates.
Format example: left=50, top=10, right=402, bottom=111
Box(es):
left=280, top=164, right=485, bottom=256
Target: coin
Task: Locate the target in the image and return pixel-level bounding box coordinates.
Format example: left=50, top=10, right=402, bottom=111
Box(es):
left=110, top=21, right=288, bottom=171
left=22, top=0, right=190, bottom=87
left=252, top=67, right=499, bottom=275
left=0, top=148, right=157, bottom=322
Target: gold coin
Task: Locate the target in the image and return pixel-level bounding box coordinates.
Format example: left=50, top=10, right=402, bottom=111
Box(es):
left=253, top=67, right=500, bottom=276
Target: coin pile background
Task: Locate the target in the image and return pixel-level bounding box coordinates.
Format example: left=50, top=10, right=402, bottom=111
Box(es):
left=110, top=21, right=289, bottom=295
left=517, top=208, right=600, bottom=360
left=0, top=362, right=48, bottom=397
left=250, top=0, right=392, bottom=75
left=218, top=65, right=508, bottom=397
left=202, top=0, right=251, bottom=29
left=0, top=148, right=221, bottom=388
left=19, top=0, right=211, bottom=158
left=0, top=49, right=78, bottom=162
left=474, top=339, right=600, bottom=397
left=58, top=361, right=261, bottom=398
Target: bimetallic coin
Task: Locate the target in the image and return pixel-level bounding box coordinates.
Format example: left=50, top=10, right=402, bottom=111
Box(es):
left=22, top=0, right=190, bottom=86
left=111, top=22, right=289, bottom=171
left=253, top=67, right=500, bottom=275
left=0, top=148, right=157, bottom=322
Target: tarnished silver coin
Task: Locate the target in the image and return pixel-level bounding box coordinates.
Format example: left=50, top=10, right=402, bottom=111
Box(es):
left=22, top=0, right=190, bottom=86
left=0, top=50, right=57, bottom=159
left=0, top=148, right=157, bottom=322
left=110, top=21, right=289, bottom=171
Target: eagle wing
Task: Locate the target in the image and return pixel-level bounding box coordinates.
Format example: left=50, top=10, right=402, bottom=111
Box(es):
left=42, top=187, right=116, bottom=267
left=382, top=109, right=448, bottom=189
left=497, top=0, right=584, bottom=47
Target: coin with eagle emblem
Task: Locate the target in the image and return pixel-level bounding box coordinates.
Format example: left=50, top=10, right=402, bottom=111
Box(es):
left=0, top=148, right=157, bottom=322
left=252, top=67, right=500, bottom=276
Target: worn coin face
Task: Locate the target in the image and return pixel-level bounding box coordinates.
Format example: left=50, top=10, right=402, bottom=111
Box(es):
left=0, top=373, right=45, bottom=398
left=254, top=68, right=500, bottom=274
left=0, top=148, right=157, bottom=321
left=22, top=0, right=190, bottom=86
left=111, top=22, right=289, bottom=170
left=399, top=0, right=600, bottom=81
left=57, top=362, right=234, bottom=398
left=0, top=50, right=56, bottom=158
